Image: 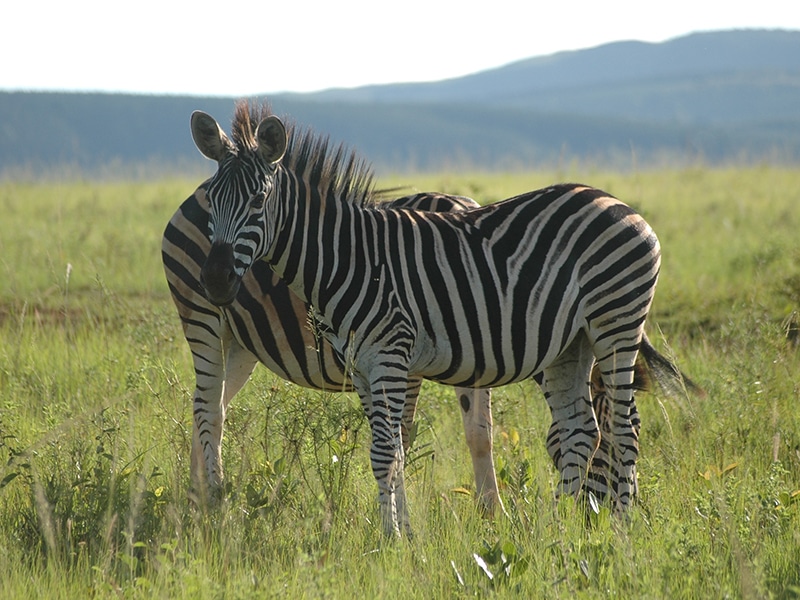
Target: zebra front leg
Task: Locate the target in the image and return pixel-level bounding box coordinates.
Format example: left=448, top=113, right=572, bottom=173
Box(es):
left=189, top=318, right=228, bottom=504
left=354, top=369, right=410, bottom=538
left=190, top=322, right=257, bottom=505
left=456, top=386, right=503, bottom=516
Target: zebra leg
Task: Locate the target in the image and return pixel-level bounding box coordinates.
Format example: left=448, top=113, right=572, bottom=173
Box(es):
left=456, top=387, right=503, bottom=516
left=540, top=333, right=599, bottom=502
left=539, top=371, right=565, bottom=470
left=393, top=449, right=410, bottom=538
left=353, top=367, right=409, bottom=538
left=402, top=380, right=502, bottom=517
left=584, top=364, right=612, bottom=501
left=628, top=396, right=641, bottom=500
left=190, top=321, right=257, bottom=504
left=592, top=341, right=641, bottom=513
left=545, top=364, right=622, bottom=504
left=187, top=315, right=229, bottom=500
left=588, top=352, right=652, bottom=503
left=395, top=377, right=424, bottom=537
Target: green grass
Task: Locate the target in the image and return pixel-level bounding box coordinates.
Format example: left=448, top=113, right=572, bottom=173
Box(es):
left=1, top=167, right=799, bottom=598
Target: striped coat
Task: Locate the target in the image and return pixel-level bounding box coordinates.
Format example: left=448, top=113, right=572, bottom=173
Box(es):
left=189, top=102, right=690, bottom=536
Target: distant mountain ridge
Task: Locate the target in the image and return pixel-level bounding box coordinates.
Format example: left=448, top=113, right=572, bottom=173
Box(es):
left=1, top=29, right=799, bottom=177
left=309, top=29, right=800, bottom=105
left=302, top=29, right=800, bottom=124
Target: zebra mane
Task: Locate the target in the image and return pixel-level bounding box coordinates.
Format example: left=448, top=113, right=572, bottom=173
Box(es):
left=230, top=100, right=377, bottom=207
left=230, top=100, right=267, bottom=150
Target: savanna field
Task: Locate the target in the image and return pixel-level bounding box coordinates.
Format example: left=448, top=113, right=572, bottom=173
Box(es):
left=0, top=167, right=799, bottom=598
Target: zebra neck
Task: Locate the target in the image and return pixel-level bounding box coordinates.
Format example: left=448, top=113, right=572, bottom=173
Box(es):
left=266, top=187, right=379, bottom=331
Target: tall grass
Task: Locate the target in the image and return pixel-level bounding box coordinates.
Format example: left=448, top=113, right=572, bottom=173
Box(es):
left=0, top=168, right=799, bottom=598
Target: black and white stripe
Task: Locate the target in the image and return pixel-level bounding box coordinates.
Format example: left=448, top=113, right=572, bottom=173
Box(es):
left=190, top=103, right=685, bottom=536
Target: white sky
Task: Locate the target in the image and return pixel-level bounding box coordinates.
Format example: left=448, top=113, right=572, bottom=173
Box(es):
left=3, top=1, right=798, bottom=96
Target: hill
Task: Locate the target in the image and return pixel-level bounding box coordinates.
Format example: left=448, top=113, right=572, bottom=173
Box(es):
left=1, top=29, right=799, bottom=177
left=309, top=29, right=800, bottom=120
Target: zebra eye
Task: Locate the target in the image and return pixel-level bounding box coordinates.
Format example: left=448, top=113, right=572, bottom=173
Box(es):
left=250, top=192, right=267, bottom=210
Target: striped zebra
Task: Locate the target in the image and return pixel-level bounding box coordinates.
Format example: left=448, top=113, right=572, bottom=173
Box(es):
left=162, top=183, right=503, bottom=512
left=189, top=103, right=690, bottom=536
left=161, top=171, right=642, bottom=516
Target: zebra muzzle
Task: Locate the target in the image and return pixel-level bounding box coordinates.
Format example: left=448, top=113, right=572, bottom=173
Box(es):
left=201, top=242, right=241, bottom=306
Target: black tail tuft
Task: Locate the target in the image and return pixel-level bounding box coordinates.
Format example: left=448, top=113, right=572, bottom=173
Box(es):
left=638, top=333, right=705, bottom=398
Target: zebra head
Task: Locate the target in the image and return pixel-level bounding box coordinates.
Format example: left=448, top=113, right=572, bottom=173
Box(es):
left=190, top=110, right=287, bottom=306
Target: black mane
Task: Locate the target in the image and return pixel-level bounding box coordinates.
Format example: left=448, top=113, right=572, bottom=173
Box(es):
left=230, top=100, right=377, bottom=207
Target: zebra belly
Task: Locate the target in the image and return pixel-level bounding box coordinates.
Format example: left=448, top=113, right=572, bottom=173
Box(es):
left=406, top=322, right=575, bottom=389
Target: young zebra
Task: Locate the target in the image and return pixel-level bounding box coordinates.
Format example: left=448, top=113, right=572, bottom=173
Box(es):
left=162, top=183, right=503, bottom=512
left=190, top=103, right=686, bottom=537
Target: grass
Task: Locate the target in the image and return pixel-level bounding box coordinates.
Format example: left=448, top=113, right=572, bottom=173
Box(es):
left=1, top=167, right=799, bottom=598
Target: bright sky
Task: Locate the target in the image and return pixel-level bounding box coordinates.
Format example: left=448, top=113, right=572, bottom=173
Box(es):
left=4, top=1, right=798, bottom=96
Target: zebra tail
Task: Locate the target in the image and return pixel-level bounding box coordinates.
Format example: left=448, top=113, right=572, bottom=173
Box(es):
left=638, top=333, right=705, bottom=399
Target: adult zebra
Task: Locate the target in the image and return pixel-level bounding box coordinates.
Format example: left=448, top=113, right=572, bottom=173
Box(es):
left=162, top=166, right=645, bottom=516
left=190, top=103, right=689, bottom=537
left=163, top=182, right=503, bottom=512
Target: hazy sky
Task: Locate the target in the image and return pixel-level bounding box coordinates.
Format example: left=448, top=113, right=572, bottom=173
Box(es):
left=4, top=1, right=797, bottom=96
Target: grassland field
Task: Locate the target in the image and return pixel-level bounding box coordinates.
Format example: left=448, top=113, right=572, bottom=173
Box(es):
left=0, top=166, right=799, bottom=598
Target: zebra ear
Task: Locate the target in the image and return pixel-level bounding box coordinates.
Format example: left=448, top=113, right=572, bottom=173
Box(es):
left=190, top=111, right=234, bottom=162
left=256, top=116, right=287, bottom=164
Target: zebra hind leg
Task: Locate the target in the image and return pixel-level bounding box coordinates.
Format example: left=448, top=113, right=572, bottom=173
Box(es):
left=545, top=370, right=611, bottom=508
left=456, top=386, right=504, bottom=517
left=584, top=364, right=612, bottom=504
left=589, top=360, right=648, bottom=505
left=541, top=333, right=600, bottom=505
left=592, top=343, right=641, bottom=514
left=402, top=381, right=503, bottom=521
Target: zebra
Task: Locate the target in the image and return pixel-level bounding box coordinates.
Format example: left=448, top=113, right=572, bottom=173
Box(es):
left=161, top=173, right=645, bottom=516
left=189, top=102, right=691, bottom=537
left=162, top=183, right=503, bottom=513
